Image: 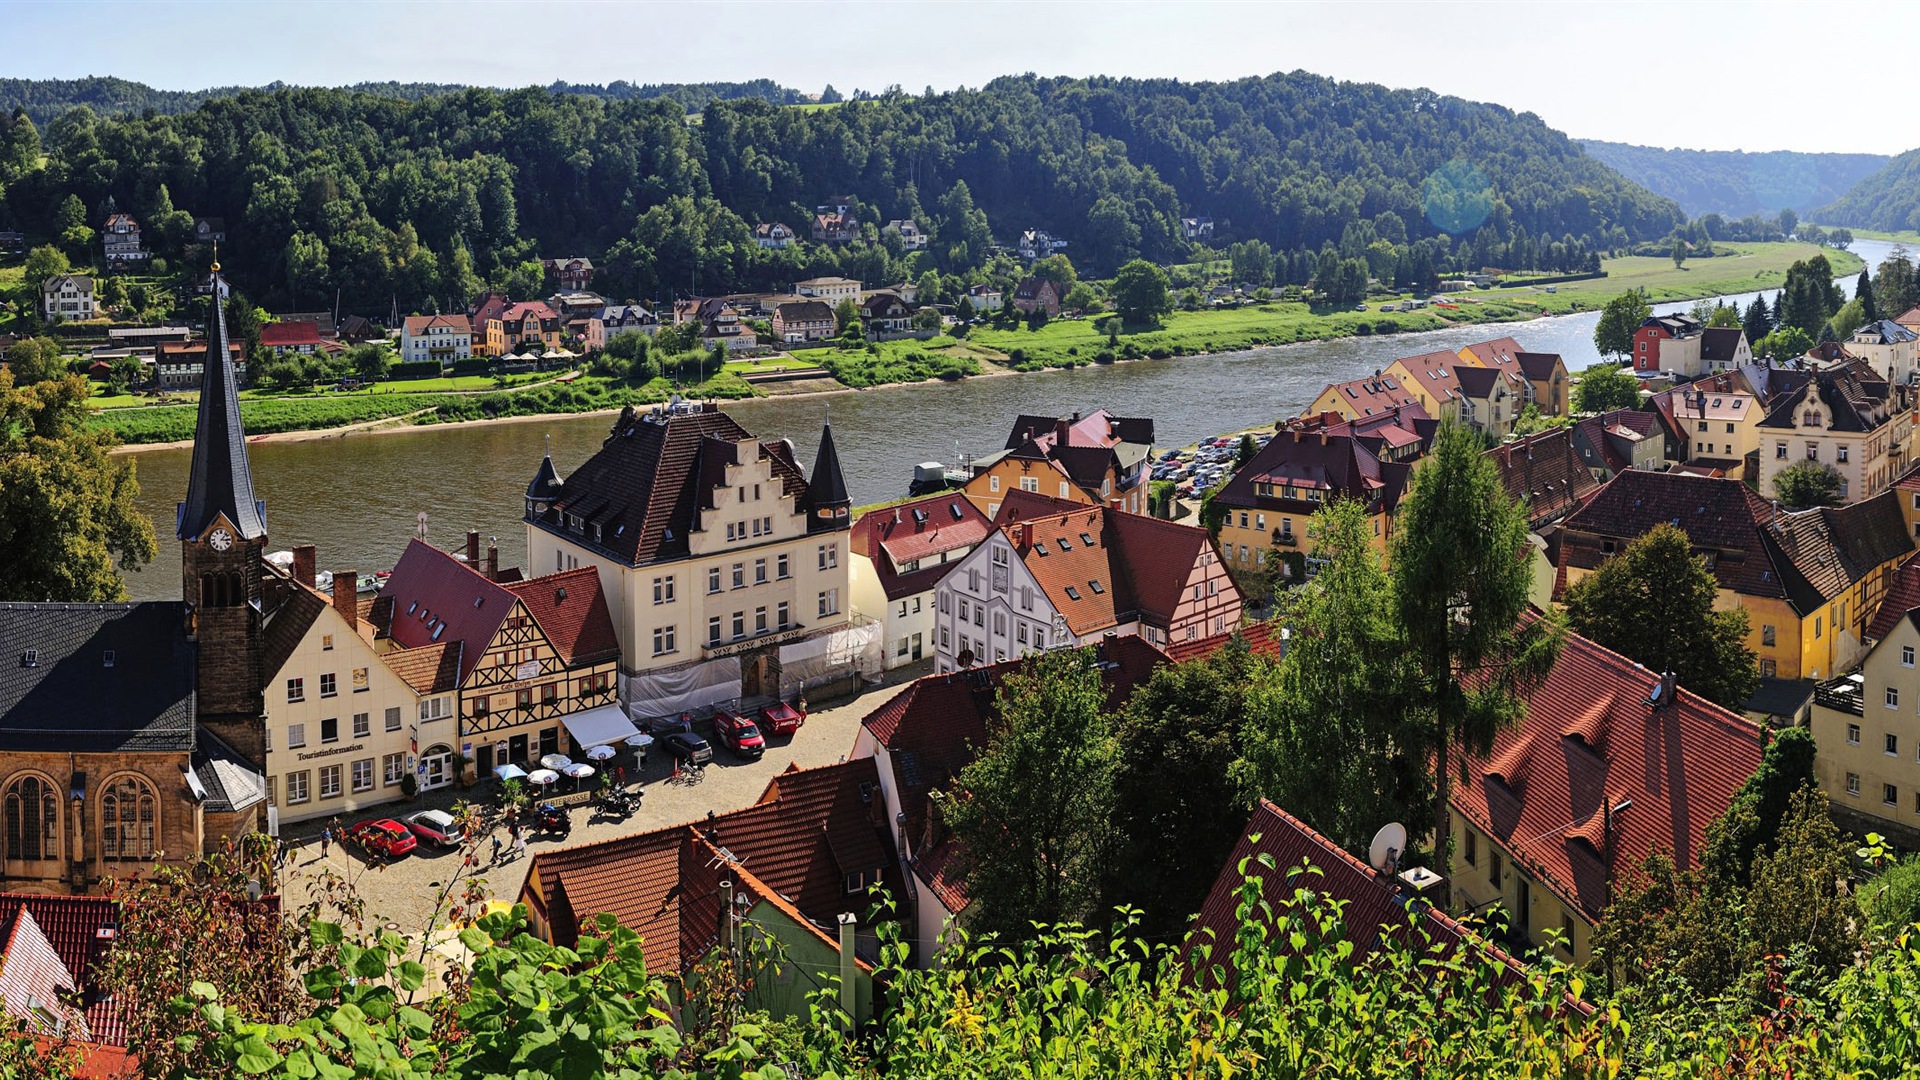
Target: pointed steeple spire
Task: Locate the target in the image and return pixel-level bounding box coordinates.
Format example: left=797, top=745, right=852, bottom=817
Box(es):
left=177, top=262, right=266, bottom=541
left=807, top=411, right=850, bottom=525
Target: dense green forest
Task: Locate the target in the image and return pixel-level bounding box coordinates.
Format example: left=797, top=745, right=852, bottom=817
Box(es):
left=0, top=72, right=1684, bottom=315
left=1817, top=147, right=1920, bottom=231
left=1580, top=139, right=1889, bottom=218
left=0, top=75, right=812, bottom=126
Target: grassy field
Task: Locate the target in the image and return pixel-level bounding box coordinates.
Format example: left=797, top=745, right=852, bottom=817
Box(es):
left=1840, top=227, right=1920, bottom=246
left=1512, top=242, right=1864, bottom=310
left=725, top=354, right=824, bottom=373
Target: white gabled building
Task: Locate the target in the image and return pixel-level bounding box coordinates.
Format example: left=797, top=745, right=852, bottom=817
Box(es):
left=849, top=494, right=994, bottom=670
left=400, top=314, right=472, bottom=366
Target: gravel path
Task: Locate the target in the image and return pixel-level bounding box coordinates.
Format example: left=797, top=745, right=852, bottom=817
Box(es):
left=272, top=672, right=921, bottom=939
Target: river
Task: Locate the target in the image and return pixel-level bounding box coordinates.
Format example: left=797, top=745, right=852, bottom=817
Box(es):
left=117, top=238, right=1907, bottom=600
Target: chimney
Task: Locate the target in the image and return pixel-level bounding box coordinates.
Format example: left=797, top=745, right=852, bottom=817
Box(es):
left=485, top=539, right=499, bottom=581
left=465, top=530, right=480, bottom=565
left=837, top=912, right=859, bottom=1032
left=1659, top=670, right=1677, bottom=707
left=332, top=570, right=358, bottom=630
left=1292, top=429, right=1302, bottom=443
left=1054, top=417, right=1070, bottom=444
left=291, top=545, right=317, bottom=589
left=720, top=880, right=736, bottom=954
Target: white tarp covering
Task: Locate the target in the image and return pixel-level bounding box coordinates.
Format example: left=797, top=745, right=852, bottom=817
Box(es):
left=560, top=703, right=641, bottom=749
left=622, top=656, right=742, bottom=719
left=777, top=620, right=882, bottom=698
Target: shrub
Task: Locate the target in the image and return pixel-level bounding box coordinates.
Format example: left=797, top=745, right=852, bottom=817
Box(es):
left=390, top=359, right=443, bottom=380
left=1007, top=348, right=1027, bottom=364
left=1095, top=349, right=1115, bottom=363
left=1148, top=346, right=1172, bottom=360
left=1354, top=321, right=1373, bottom=335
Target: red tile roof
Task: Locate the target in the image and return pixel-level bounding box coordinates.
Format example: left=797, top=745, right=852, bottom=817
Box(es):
left=1513, top=351, right=1566, bottom=382
left=1161, top=620, right=1284, bottom=664
left=258, top=321, right=324, bottom=348
left=1870, top=552, right=1920, bottom=641
left=402, top=314, right=468, bottom=335
left=382, top=641, right=461, bottom=695
left=1393, top=349, right=1477, bottom=406
left=1315, top=373, right=1417, bottom=417
left=851, top=495, right=994, bottom=601
left=1459, top=336, right=1526, bottom=368
left=990, top=488, right=1085, bottom=522
left=0, top=894, right=120, bottom=1046
left=505, top=567, right=620, bottom=666
left=1452, top=630, right=1766, bottom=923
left=1002, top=504, right=1237, bottom=637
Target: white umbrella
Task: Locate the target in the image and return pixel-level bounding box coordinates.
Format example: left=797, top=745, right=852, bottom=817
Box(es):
left=527, top=769, right=559, bottom=786
left=585, top=745, right=617, bottom=761
left=539, top=754, right=573, bottom=771
left=493, top=763, right=527, bottom=781
left=561, top=762, right=595, bottom=779
left=625, top=733, right=654, bottom=749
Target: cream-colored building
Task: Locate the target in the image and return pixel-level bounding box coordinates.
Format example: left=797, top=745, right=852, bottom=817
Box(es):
left=1668, top=386, right=1762, bottom=466
left=1757, top=362, right=1913, bottom=504
left=1811, top=605, right=1920, bottom=846
left=523, top=403, right=870, bottom=717
left=1850, top=320, right=1920, bottom=387
left=849, top=494, right=994, bottom=670
left=261, top=558, right=427, bottom=825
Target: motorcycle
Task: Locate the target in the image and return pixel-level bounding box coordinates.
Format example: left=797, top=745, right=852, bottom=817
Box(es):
left=597, top=788, right=639, bottom=819
left=533, top=802, right=570, bottom=835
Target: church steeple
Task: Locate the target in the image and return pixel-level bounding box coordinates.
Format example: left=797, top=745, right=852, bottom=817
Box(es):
left=177, top=263, right=266, bottom=542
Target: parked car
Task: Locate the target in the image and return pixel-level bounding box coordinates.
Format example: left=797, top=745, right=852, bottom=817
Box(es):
left=647, top=712, right=695, bottom=736
left=405, top=809, right=465, bottom=849
left=661, top=730, right=714, bottom=765
left=712, top=709, right=766, bottom=760
left=760, top=700, right=806, bottom=736
left=345, top=819, right=418, bottom=860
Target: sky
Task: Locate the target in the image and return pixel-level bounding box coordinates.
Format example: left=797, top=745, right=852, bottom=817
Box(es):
left=6, top=0, right=1913, bottom=155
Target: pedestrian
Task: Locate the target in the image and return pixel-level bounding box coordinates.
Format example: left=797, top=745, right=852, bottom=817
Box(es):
left=490, top=833, right=502, bottom=864
left=319, top=826, right=330, bottom=859
left=275, top=839, right=290, bottom=870
left=513, top=833, right=526, bottom=861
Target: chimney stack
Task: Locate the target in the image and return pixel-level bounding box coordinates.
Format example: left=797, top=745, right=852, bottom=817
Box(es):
left=466, top=530, right=480, bottom=565
left=486, top=538, right=499, bottom=581
left=1054, top=416, right=1070, bottom=445
left=332, top=570, right=357, bottom=630
left=292, top=545, right=317, bottom=588
left=1659, top=670, right=1677, bottom=708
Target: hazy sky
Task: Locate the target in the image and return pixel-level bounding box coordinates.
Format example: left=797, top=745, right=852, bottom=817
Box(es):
left=8, top=0, right=1910, bottom=155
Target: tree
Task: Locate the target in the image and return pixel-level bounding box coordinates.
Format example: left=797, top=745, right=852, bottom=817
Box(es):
left=1574, top=362, right=1642, bottom=413
left=1873, top=247, right=1918, bottom=322
left=1857, top=267, right=1877, bottom=320
left=1063, top=282, right=1100, bottom=313
left=1390, top=422, right=1564, bottom=872
left=0, top=371, right=158, bottom=601
left=21, top=244, right=67, bottom=290
left=1706, top=303, right=1741, bottom=329
left=947, top=646, right=1119, bottom=937
left=1827, top=297, right=1868, bottom=341
left=54, top=193, right=85, bottom=233
left=1082, top=194, right=1141, bottom=272
left=1106, top=634, right=1270, bottom=936
left=1778, top=208, right=1798, bottom=237
left=1593, top=288, right=1652, bottom=359
left=1773, top=459, right=1843, bottom=510
left=1671, top=237, right=1687, bottom=269
left=350, top=344, right=391, bottom=381
left=1235, top=433, right=1258, bottom=468
left=832, top=296, right=858, bottom=333
left=106, top=355, right=142, bottom=395
left=1779, top=254, right=1842, bottom=336
left=1240, top=498, right=1424, bottom=853
left=1756, top=325, right=1813, bottom=361
left=3, top=337, right=65, bottom=385
left=1028, top=253, right=1077, bottom=295
left=1111, top=258, right=1172, bottom=325
left=1562, top=523, right=1759, bottom=710
left=1742, top=295, right=1773, bottom=344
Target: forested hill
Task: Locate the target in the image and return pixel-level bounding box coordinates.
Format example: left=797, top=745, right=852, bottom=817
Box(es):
left=0, top=72, right=1682, bottom=313
left=0, top=76, right=811, bottom=126
left=1579, top=139, right=1889, bottom=218
left=1816, top=148, right=1920, bottom=231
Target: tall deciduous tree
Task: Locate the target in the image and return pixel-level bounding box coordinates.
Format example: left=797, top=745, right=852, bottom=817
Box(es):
left=1593, top=287, right=1651, bottom=359
left=1563, top=523, right=1759, bottom=710
left=1390, top=422, right=1563, bottom=871
left=1574, top=362, right=1642, bottom=413
left=22, top=244, right=67, bottom=291
left=1772, top=459, right=1843, bottom=510
left=1111, top=258, right=1172, bottom=325
left=947, top=646, right=1119, bottom=936
left=0, top=371, right=157, bottom=601
left=3, top=336, right=65, bottom=385
left=1240, top=498, right=1425, bottom=853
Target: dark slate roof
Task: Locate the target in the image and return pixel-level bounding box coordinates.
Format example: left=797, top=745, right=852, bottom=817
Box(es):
left=1485, top=427, right=1602, bottom=530
left=528, top=404, right=814, bottom=567
left=193, top=728, right=264, bottom=813
left=525, top=453, right=563, bottom=503
left=1756, top=364, right=1889, bottom=433
left=1514, top=351, right=1566, bottom=381
left=1855, top=319, right=1918, bottom=345
left=1742, top=676, right=1815, bottom=720
left=177, top=275, right=266, bottom=541
left=1213, top=429, right=1392, bottom=516
left=808, top=423, right=850, bottom=511
left=0, top=603, right=195, bottom=753
left=1700, top=327, right=1747, bottom=362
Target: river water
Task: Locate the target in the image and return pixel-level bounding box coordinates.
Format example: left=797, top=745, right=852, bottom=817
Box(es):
left=117, top=238, right=1907, bottom=600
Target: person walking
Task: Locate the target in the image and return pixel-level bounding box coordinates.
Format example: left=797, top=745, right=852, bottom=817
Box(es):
left=490, top=832, right=502, bottom=865
left=319, top=826, right=331, bottom=860
left=512, top=833, right=527, bottom=862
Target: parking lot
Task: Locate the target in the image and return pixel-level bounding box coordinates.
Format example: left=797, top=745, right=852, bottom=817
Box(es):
left=271, top=670, right=922, bottom=939
left=1154, top=430, right=1271, bottom=497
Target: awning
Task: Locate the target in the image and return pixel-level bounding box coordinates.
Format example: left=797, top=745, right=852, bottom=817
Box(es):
left=561, top=703, right=641, bottom=750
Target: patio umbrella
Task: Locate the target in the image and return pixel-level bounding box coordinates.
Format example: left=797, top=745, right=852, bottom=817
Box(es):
left=585, top=745, right=617, bottom=761
left=561, top=762, right=595, bottom=789
left=539, top=754, right=573, bottom=771
left=493, top=763, right=527, bottom=781
left=527, top=769, right=559, bottom=787
left=625, top=733, right=654, bottom=749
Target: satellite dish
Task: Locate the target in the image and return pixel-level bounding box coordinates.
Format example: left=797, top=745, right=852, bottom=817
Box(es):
left=1368, top=822, right=1408, bottom=875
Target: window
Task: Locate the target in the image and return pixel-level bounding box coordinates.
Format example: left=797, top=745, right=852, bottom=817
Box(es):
left=419, top=696, right=452, bottom=722
left=1762, top=624, right=1776, bottom=647
left=353, top=712, right=370, bottom=738
left=1020, top=476, right=1038, bottom=493
left=320, top=717, right=339, bottom=744
left=755, top=558, right=767, bottom=584
left=320, top=672, right=337, bottom=698
left=1560, top=913, right=1576, bottom=956
left=383, top=754, right=405, bottom=786
left=1816, top=616, right=1823, bottom=639
left=940, top=626, right=950, bottom=649
left=756, top=607, right=768, bottom=633
left=777, top=553, right=790, bottom=580
left=286, top=678, right=305, bottom=703
left=352, top=667, right=368, bottom=691
left=1846, top=771, right=1861, bottom=796
left=386, top=706, right=402, bottom=732
left=1489, top=850, right=1502, bottom=888
left=731, top=563, right=745, bottom=589
left=653, top=576, right=675, bottom=604
left=653, top=625, right=677, bottom=656
left=1848, top=723, right=1861, bottom=745
left=322, top=634, right=334, bottom=651
left=318, top=765, right=342, bottom=800
left=472, top=697, right=489, bottom=719
left=1058, top=481, right=1071, bottom=498
left=708, top=567, right=722, bottom=594
left=1888, top=733, right=1901, bottom=756
left=777, top=601, right=790, bottom=629
left=1761, top=658, right=1777, bottom=677
left=288, top=723, right=307, bottom=749
left=5, top=776, right=58, bottom=862
left=1807, top=442, right=1819, bottom=461
left=352, top=759, right=374, bottom=793
left=1889, top=688, right=1902, bottom=710
left=1903, top=645, right=1914, bottom=668
left=708, top=617, right=722, bottom=647
left=100, top=776, right=158, bottom=861
left=1886, top=783, right=1899, bottom=807
left=1839, top=445, right=1850, bottom=463
left=973, top=604, right=984, bottom=627
left=1463, top=829, right=1477, bottom=867
left=989, top=475, right=1000, bottom=492
left=818, top=543, right=837, bottom=570
left=266, top=777, right=275, bottom=806
left=819, top=589, right=840, bottom=618
left=732, top=611, right=745, bottom=640
left=1776, top=442, right=1787, bottom=459
left=1017, top=623, right=1029, bottom=645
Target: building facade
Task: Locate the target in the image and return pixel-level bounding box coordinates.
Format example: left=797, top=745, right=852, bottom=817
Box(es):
left=963, top=409, right=1155, bottom=518
left=1756, top=362, right=1911, bottom=505
left=401, top=314, right=472, bottom=366
left=42, top=275, right=95, bottom=321
left=849, top=494, right=994, bottom=670
left=1810, top=610, right=1920, bottom=847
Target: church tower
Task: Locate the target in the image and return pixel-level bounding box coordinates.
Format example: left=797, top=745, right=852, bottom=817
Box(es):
left=178, top=263, right=269, bottom=765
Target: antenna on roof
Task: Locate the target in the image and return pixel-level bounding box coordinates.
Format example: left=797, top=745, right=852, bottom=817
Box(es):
left=1368, top=822, right=1407, bottom=877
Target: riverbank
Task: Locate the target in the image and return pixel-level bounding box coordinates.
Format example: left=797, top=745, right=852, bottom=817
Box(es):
left=92, top=240, right=1859, bottom=447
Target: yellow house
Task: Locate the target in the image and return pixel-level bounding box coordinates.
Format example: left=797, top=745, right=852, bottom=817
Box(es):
left=1557, top=471, right=1915, bottom=682
left=1303, top=372, right=1419, bottom=421
left=962, top=409, right=1154, bottom=518
left=1657, top=384, right=1763, bottom=468
left=1382, top=349, right=1476, bottom=424
left=1810, top=568, right=1920, bottom=847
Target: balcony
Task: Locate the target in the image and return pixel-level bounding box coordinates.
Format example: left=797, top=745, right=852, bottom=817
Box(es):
left=1813, top=672, right=1865, bottom=717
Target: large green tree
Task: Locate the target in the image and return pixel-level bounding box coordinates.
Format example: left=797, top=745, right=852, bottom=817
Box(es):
left=1563, top=523, right=1759, bottom=709
left=946, top=646, right=1119, bottom=936
left=1593, top=287, right=1652, bottom=359
left=1390, top=422, right=1564, bottom=871
left=1741, top=295, right=1773, bottom=344
left=1773, top=459, right=1843, bottom=510
left=1239, top=498, right=1425, bottom=853
left=1574, top=362, right=1642, bottom=413
left=1779, top=253, right=1843, bottom=336
left=3, top=336, right=65, bottom=385
left=0, top=371, right=157, bottom=601
left=1111, top=258, right=1173, bottom=325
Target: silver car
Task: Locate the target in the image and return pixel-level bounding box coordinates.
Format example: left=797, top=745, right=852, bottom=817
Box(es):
left=405, top=809, right=465, bottom=849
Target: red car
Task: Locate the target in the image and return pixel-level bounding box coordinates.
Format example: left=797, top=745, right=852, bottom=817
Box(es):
left=712, top=709, right=766, bottom=760
left=759, top=700, right=806, bottom=737
left=345, top=819, right=418, bottom=860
